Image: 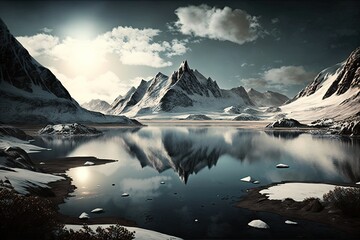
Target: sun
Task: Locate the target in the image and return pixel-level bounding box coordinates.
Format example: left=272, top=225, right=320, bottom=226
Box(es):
left=72, top=42, right=98, bottom=70
left=64, top=39, right=105, bottom=76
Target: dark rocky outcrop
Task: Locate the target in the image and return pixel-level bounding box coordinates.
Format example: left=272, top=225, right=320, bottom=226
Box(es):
left=266, top=118, right=305, bottom=128
left=38, top=123, right=102, bottom=136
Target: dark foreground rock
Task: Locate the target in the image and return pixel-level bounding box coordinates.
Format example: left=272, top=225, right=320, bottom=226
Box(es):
left=0, top=125, right=33, bottom=141
left=0, top=146, right=36, bottom=171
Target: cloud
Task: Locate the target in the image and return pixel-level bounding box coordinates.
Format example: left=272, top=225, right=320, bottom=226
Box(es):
left=239, top=65, right=315, bottom=93
left=17, top=26, right=189, bottom=69
left=174, top=4, right=262, bottom=44
left=16, top=34, right=59, bottom=57
left=263, top=66, right=315, bottom=84
left=240, top=63, right=255, bottom=67
left=49, top=67, right=150, bottom=104
left=40, top=27, right=53, bottom=33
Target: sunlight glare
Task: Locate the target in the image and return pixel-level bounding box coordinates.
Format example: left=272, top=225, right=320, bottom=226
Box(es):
left=74, top=167, right=90, bottom=184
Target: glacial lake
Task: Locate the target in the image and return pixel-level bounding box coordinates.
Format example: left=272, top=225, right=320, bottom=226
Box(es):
left=30, top=126, right=360, bottom=239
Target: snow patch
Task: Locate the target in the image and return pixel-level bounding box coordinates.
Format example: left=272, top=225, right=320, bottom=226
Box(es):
left=0, top=167, right=64, bottom=195
left=64, top=224, right=183, bottom=240
left=0, top=136, right=47, bottom=153
left=259, top=182, right=354, bottom=202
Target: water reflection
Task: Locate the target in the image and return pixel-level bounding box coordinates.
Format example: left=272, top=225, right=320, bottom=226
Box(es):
left=34, top=127, right=360, bottom=183
left=34, top=126, right=360, bottom=239
left=119, top=127, right=360, bottom=183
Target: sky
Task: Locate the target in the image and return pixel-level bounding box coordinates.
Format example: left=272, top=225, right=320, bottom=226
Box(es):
left=1, top=0, right=359, bottom=104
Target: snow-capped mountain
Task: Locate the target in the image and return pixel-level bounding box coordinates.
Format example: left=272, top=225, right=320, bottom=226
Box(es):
left=81, top=99, right=111, bottom=114
left=109, top=60, right=255, bottom=117
left=247, top=88, right=289, bottom=107
left=281, top=47, right=360, bottom=121
left=0, top=18, right=138, bottom=125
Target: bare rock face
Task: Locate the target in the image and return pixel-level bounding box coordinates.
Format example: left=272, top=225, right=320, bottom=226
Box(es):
left=0, top=18, right=72, bottom=100
left=0, top=125, right=33, bottom=141
left=0, top=147, right=36, bottom=171
left=338, top=120, right=360, bottom=136
left=323, top=47, right=360, bottom=99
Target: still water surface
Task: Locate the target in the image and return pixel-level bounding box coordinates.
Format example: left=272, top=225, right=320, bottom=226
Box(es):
left=31, top=126, right=360, bottom=239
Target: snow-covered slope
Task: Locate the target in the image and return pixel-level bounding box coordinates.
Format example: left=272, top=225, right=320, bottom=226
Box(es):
left=281, top=47, right=360, bottom=122
left=81, top=99, right=111, bottom=114
left=109, top=61, right=255, bottom=117
left=0, top=18, right=139, bottom=125
left=247, top=88, right=289, bottom=107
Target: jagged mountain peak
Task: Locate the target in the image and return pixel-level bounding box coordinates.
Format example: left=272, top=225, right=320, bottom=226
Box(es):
left=323, top=47, right=360, bottom=99
left=248, top=88, right=260, bottom=94
left=179, top=60, right=190, bottom=72
left=155, top=72, right=167, bottom=78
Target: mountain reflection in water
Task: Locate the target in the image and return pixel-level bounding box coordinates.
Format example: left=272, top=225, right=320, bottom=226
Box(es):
left=34, top=127, right=360, bottom=183
left=31, top=126, right=360, bottom=239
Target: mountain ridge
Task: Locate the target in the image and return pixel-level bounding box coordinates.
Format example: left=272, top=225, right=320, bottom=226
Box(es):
left=109, top=60, right=288, bottom=117
left=0, top=18, right=139, bottom=125
left=282, top=47, right=360, bottom=121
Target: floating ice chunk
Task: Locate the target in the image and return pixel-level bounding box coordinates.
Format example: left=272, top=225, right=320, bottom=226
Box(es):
left=84, top=161, right=95, bottom=166
left=276, top=164, right=289, bottom=168
left=79, top=212, right=89, bottom=219
left=91, top=208, right=104, bottom=213
left=241, top=176, right=252, bottom=182
left=285, top=220, right=298, bottom=225
left=121, top=193, right=129, bottom=197
left=356, top=182, right=360, bottom=185
left=241, top=176, right=258, bottom=183
left=160, top=181, right=165, bottom=184
left=39, top=162, right=45, bottom=165
left=248, top=219, right=269, bottom=229
left=194, top=219, right=199, bottom=222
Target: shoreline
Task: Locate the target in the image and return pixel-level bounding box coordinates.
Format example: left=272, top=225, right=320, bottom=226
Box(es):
left=237, top=183, right=360, bottom=236
left=32, top=156, right=137, bottom=227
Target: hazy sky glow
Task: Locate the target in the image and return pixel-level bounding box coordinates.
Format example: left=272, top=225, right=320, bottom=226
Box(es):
left=1, top=0, right=359, bottom=104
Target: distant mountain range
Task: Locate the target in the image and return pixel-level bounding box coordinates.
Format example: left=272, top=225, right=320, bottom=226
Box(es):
left=0, top=18, right=138, bottom=125
left=1, top=16, right=358, bottom=123
left=106, top=60, right=289, bottom=117
left=81, top=99, right=111, bottom=114
left=281, top=47, right=360, bottom=121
